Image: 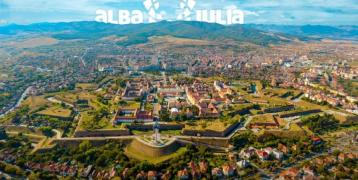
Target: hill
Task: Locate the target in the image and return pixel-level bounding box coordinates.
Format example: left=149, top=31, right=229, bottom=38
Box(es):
left=244, top=24, right=358, bottom=40
left=0, top=21, right=302, bottom=46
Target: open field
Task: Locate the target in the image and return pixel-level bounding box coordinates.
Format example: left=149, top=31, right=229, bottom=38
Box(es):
left=184, top=119, right=233, bottom=131
left=244, top=94, right=289, bottom=106
left=0, top=72, right=12, bottom=81
left=265, top=88, right=302, bottom=99
left=257, top=126, right=306, bottom=138
left=137, top=36, right=215, bottom=50
left=4, top=37, right=59, bottom=48
left=36, top=106, right=72, bottom=118
left=54, top=91, right=106, bottom=110
left=120, top=101, right=141, bottom=109
left=100, top=35, right=127, bottom=42
left=289, top=123, right=303, bottom=132
left=250, top=114, right=288, bottom=129
left=77, top=111, right=110, bottom=131
left=150, top=36, right=214, bottom=46
left=22, top=96, right=51, bottom=112
left=75, top=83, right=98, bottom=90
left=7, top=132, right=45, bottom=144
left=251, top=114, right=275, bottom=124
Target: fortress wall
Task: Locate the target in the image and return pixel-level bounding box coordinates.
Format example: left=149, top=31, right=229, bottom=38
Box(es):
left=127, top=124, right=184, bottom=131
left=177, top=137, right=230, bottom=147
left=279, top=109, right=322, bottom=118
left=52, top=138, right=133, bottom=147
left=128, top=138, right=180, bottom=157
left=264, top=105, right=295, bottom=113
left=73, top=129, right=131, bottom=137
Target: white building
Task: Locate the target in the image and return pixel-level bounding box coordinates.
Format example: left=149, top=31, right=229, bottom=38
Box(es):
left=272, top=149, right=284, bottom=160
left=237, top=160, right=250, bottom=168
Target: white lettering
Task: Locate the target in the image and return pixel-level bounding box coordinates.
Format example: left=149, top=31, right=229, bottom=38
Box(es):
left=95, top=10, right=144, bottom=24
left=231, top=9, right=244, bottom=24
left=108, top=10, right=118, bottom=24
left=95, top=9, right=108, bottom=23
left=131, top=10, right=144, bottom=24
left=118, top=10, right=130, bottom=24
left=194, top=9, right=245, bottom=25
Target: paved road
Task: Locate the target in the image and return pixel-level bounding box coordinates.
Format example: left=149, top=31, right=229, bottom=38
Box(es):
left=80, top=48, right=89, bottom=67
left=52, top=129, right=62, bottom=139
left=0, top=86, right=33, bottom=117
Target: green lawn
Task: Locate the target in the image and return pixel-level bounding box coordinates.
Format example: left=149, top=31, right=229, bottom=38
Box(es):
left=184, top=119, right=234, bottom=131
left=22, top=96, right=51, bottom=112
left=121, top=101, right=141, bottom=109
left=75, top=83, right=98, bottom=90
left=125, top=146, right=187, bottom=164
left=36, top=106, right=72, bottom=118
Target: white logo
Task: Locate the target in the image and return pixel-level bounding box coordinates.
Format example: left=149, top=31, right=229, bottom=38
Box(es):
left=143, top=0, right=164, bottom=23
left=95, top=0, right=244, bottom=25
left=177, top=0, right=196, bottom=20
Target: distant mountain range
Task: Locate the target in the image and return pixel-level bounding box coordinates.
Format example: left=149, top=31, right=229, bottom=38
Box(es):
left=244, top=24, right=358, bottom=40
left=0, top=21, right=356, bottom=46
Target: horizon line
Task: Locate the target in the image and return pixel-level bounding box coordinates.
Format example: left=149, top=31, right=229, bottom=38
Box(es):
left=1, top=20, right=357, bottom=27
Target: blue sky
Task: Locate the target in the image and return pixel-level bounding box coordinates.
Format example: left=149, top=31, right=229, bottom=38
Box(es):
left=0, top=0, right=357, bottom=25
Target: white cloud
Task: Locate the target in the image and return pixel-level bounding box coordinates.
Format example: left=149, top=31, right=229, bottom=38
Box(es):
left=243, top=10, right=260, bottom=17
left=0, top=19, right=8, bottom=24
left=225, top=5, right=237, bottom=10
left=1, top=0, right=357, bottom=25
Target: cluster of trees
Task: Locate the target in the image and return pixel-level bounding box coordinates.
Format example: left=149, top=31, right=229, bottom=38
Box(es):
left=231, top=131, right=326, bottom=157
left=82, top=107, right=110, bottom=130
left=0, top=161, right=25, bottom=177
left=97, top=96, right=109, bottom=105
left=302, top=97, right=331, bottom=106
left=280, top=91, right=295, bottom=98
left=338, top=78, right=358, bottom=97
left=1, top=133, right=267, bottom=179
left=160, top=105, right=199, bottom=122
left=302, top=114, right=339, bottom=134
left=230, top=131, right=257, bottom=150
left=0, top=92, right=13, bottom=110
left=39, top=126, right=54, bottom=137
left=30, top=115, right=72, bottom=131
left=24, top=141, right=231, bottom=178
left=0, top=135, right=33, bottom=177
left=0, top=127, right=7, bottom=140
left=300, top=150, right=358, bottom=179
left=29, top=141, right=132, bottom=168
left=158, top=145, right=228, bottom=178
left=227, top=104, right=261, bottom=117
left=9, top=106, right=30, bottom=125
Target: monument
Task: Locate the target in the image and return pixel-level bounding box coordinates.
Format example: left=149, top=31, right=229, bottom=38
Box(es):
left=152, top=118, right=162, bottom=145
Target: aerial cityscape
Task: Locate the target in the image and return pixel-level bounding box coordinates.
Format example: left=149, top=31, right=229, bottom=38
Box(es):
left=0, top=0, right=357, bottom=179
